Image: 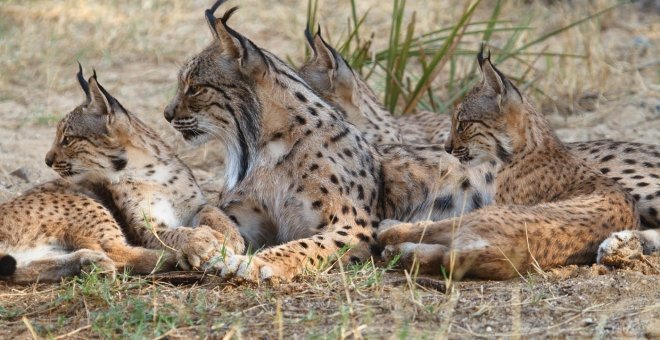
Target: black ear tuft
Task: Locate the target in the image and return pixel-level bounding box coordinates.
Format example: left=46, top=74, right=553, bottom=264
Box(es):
left=205, top=0, right=227, bottom=30
left=220, top=6, right=243, bottom=43
left=0, top=254, right=17, bottom=277
left=477, top=42, right=492, bottom=69
left=77, top=61, right=90, bottom=100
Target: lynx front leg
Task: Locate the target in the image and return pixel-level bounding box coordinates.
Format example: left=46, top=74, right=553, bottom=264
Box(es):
left=131, top=223, right=224, bottom=270
left=220, top=214, right=378, bottom=282
left=193, top=205, right=246, bottom=256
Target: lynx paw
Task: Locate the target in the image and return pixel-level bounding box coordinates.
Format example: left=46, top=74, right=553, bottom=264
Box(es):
left=176, top=226, right=222, bottom=270
left=220, top=254, right=290, bottom=282
left=597, top=230, right=642, bottom=265
left=77, top=249, right=116, bottom=280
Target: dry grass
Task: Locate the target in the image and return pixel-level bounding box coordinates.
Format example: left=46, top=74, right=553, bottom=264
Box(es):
left=1, top=0, right=659, bottom=338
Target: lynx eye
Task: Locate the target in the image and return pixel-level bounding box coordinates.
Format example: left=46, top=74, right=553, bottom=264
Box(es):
left=61, top=136, right=73, bottom=146
left=456, top=121, right=467, bottom=134
left=186, top=85, right=203, bottom=96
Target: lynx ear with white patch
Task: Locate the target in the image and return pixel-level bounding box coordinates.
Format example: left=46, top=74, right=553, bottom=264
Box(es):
left=206, top=2, right=267, bottom=77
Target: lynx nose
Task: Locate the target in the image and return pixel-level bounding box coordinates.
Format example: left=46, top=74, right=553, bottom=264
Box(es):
left=45, top=152, right=54, bottom=167
left=164, top=106, right=174, bottom=122
left=444, top=143, right=453, bottom=154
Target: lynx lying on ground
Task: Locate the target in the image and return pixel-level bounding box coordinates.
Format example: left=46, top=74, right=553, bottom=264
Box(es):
left=300, top=31, right=660, bottom=233
left=163, top=1, right=495, bottom=282
left=377, top=50, right=640, bottom=279
left=0, top=67, right=244, bottom=283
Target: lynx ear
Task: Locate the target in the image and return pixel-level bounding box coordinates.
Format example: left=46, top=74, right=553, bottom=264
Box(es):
left=86, top=71, right=126, bottom=122
left=310, top=28, right=337, bottom=72
left=477, top=46, right=505, bottom=96
left=206, top=2, right=268, bottom=77
left=312, top=30, right=354, bottom=91
left=86, top=71, right=112, bottom=117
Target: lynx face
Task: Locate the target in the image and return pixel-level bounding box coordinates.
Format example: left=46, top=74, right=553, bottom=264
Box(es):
left=45, top=68, right=129, bottom=182
left=163, top=45, right=260, bottom=149
left=444, top=55, right=517, bottom=166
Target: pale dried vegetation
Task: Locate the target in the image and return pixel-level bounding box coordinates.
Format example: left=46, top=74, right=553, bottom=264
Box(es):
left=0, top=0, right=658, bottom=338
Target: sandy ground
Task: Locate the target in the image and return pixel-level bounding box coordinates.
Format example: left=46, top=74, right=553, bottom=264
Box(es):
left=0, top=0, right=658, bottom=338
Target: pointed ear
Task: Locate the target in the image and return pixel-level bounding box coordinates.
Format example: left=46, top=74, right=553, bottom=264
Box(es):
left=477, top=47, right=505, bottom=96
left=206, top=5, right=268, bottom=77
left=86, top=71, right=127, bottom=125
left=86, top=71, right=112, bottom=116
left=312, top=30, right=337, bottom=72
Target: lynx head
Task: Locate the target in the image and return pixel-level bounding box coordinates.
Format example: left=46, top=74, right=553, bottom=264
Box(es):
left=45, top=65, right=132, bottom=181
left=444, top=47, right=524, bottom=165
left=299, top=28, right=367, bottom=120
left=166, top=0, right=329, bottom=190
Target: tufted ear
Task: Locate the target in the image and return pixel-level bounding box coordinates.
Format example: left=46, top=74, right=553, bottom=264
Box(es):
left=76, top=62, right=91, bottom=103
left=86, top=71, right=112, bottom=117
left=206, top=2, right=268, bottom=77
left=85, top=71, right=129, bottom=130
left=303, top=28, right=355, bottom=93
left=306, top=26, right=337, bottom=72
left=477, top=46, right=506, bottom=97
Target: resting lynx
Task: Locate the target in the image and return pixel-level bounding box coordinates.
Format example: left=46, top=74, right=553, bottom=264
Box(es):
left=0, top=66, right=244, bottom=283
left=377, top=50, right=640, bottom=279
left=300, top=31, right=659, bottom=230
left=163, top=1, right=494, bottom=281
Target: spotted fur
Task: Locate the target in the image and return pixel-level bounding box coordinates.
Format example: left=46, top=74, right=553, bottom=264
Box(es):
left=0, top=179, right=179, bottom=283
left=300, top=31, right=659, bottom=230
left=377, top=50, right=640, bottom=280
left=2, top=67, right=251, bottom=283
left=163, top=2, right=494, bottom=282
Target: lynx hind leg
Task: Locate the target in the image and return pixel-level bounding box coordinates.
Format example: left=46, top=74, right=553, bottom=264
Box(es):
left=382, top=242, right=449, bottom=274
left=104, top=242, right=177, bottom=275
left=193, top=205, right=245, bottom=255
left=10, top=249, right=115, bottom=283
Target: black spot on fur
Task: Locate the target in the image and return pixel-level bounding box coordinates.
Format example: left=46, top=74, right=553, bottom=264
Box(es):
left=294, top=92, right=307, bottom=102
left=461, top=178, right=471, bottom=190
left=471, top=192, right=483, bottom=209
left=433, top=195, right=454, bottom=212
left=600, top=155, right=615, bottom=162
left=111, top=157, right=127, bottom=171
